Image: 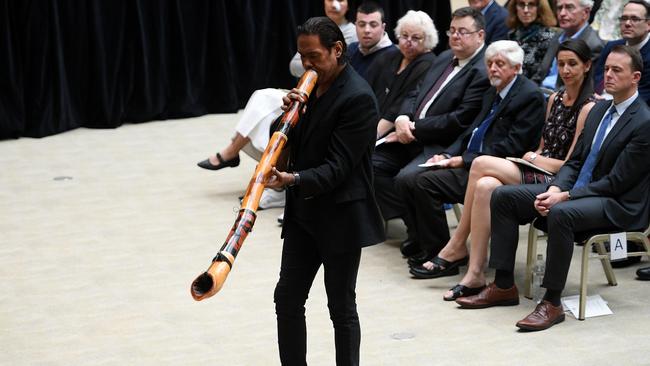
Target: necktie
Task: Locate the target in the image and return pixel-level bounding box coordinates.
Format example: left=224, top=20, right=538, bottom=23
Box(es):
left=414, top=58, right=458, bottom=119
left=573, top=106, right=617, bottom=189
left=466, top=94, right=502, bottom=153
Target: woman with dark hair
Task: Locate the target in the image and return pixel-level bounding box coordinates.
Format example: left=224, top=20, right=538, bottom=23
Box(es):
left=507, top=0, right=558, bottom=80
left=414, top=39, right=596, bottom=301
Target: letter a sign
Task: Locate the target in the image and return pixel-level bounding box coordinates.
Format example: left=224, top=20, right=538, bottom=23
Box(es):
left=610, top=233, right=627, bottom=261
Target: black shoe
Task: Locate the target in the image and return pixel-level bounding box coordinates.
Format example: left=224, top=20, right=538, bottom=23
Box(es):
left=407, top=251, right=435, bottom=267
left=409, top=255, right=468, bottom=279
left=197, top=153, right=240, bottom=170
left=636, top=266, right=650, bottom=280
left=611, top=256, right=641, bottom=268
left=400, top=239, right=420, bottom=258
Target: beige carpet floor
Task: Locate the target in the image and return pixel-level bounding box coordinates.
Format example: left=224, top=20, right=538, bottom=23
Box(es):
left=1, top=113, right=649, bottom=365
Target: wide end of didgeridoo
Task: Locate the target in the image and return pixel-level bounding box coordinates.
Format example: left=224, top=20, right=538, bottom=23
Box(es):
left=190, top=253, right=234, bottom=301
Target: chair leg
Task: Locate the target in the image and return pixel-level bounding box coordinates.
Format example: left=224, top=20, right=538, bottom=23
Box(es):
left=594, top=241, right=617, bottom=286
left=524, top=224, right=538, bottom=299
left=579, top=242, right=591, bottom=321
left=452, top=204, right=463, bottom=223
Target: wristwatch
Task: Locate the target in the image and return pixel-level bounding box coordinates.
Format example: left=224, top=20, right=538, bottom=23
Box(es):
left=529, top=153, right=537, bottom=162
left=289, top=172, right=300, bottom=187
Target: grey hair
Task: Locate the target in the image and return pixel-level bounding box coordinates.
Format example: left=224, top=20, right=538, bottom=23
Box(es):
left=485, top=40, right=524, bottom=74
left=578, top=0, right=595, bottom=8
left=394, top=10, right=439, bottom=51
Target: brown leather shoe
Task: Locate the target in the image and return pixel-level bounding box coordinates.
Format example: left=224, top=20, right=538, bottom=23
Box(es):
left=516, top=300, right=565, bottom=331
left=455, top=282, right=519, bottom=309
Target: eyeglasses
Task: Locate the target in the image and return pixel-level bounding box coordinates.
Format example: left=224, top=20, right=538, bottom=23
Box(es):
left=446, top=29, right=479, bottom=38
left=619, top=16, right=648, bottom=23
left=516, top=2, right=538, bottom=9
left=398, top=34, right=425, bottom=43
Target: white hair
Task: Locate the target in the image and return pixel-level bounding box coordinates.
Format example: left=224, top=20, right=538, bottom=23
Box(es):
left=578, top=0, right=594, bottom=8
left=394, top=10, right=439, bottom=51
left=485, top=40, right=525, bottom=74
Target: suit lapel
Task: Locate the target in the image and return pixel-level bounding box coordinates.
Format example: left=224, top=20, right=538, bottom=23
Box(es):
left=300, top=66, right=350, bottom=144
left=436, top=45, right=485, bottom=99
left=596, top=98, right=640, bottom=165
left=415, top=52, right=453, bottom=107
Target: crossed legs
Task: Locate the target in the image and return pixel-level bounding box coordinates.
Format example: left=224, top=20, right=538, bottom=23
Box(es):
left=417, top=156, right=521, bottom=296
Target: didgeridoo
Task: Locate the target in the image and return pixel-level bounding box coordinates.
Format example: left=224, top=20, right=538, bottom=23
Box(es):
left=191, top=69, right=318, bottom=301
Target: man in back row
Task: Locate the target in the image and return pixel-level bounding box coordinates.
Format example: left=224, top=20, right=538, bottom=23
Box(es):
left=594, top=0, right=650, bottom=104
left=346, top=1, right=399, bottom=79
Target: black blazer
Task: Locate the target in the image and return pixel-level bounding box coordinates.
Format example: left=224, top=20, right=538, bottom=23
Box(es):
left=553, top=98, right=650, bottom=231
left=531, top=25, right=604, bottom=85
left=400, top=48, right=491, bottom=156
left=366, top=51, right=435, bottom=122
left=444, top=75, right=545, bottom=167
left=283, top=65, right=385, bottom=253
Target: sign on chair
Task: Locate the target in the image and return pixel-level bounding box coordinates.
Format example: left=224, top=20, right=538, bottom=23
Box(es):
left=610, top=232, right=628, bottom=260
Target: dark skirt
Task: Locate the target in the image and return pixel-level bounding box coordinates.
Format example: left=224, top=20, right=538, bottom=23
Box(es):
left=519, top=166, right=554, bottom=184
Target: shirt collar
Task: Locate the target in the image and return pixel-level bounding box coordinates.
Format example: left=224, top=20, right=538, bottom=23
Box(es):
left=559, top=22, right=589, bottom=42
left=358, top=33, right=393, bottom=56
left=458, top=43, right=485, bottom=68
left=628, top=33, right=650, bottom=50
left=611, top=91, right=638, bottom=115
left=481, top=0, right=495, bottom=15
left=498, top=75, right=518, bottom=100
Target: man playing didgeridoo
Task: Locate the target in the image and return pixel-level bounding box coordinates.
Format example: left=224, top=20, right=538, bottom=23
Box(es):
left=266, top=17, right=385, bottom=366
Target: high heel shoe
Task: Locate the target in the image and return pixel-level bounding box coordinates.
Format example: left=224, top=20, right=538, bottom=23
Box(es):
left=197, top=153, right=240, bottom=170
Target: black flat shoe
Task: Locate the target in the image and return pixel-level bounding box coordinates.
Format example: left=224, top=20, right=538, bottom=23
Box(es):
left=409, top=255, right=468, bottom=279
left=443, top=284, right=486, bottom=301
left=197, top=153, right=240, bottom=170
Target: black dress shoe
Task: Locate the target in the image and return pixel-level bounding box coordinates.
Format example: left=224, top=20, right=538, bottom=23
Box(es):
left=197, top=153, right=240, bottom=170
left=407, top=251, right=435, bottom=267
left=400, top=239, right=420, bottom=258
left=409, top=255, right=468, bottom=279
left=611, top=256, right=641, bottom=268
left=637, top=266, right=650, bottom=281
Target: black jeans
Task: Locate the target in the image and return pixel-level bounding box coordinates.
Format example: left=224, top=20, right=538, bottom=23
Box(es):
left=274, top=222, right=362, bottom=366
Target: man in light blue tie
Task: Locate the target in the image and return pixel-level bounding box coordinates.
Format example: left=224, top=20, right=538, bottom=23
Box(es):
left=456, top=45, right=650, bottom=331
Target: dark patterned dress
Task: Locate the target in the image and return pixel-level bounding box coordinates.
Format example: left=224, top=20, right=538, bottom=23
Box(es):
left=508, top=23, right=558, bottom=81
left=519, top=91, right=594, bottom=184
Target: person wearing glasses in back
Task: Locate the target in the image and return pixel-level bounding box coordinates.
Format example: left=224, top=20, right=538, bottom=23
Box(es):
left=532, top=0, right=605, bottom=88
left=468, top=0, right=510, bottom=44
left=506, top=0, right=559, bottom=80
left=594, top=0, right=650, bottom=105
left=371, top=7, right=490, bottom=261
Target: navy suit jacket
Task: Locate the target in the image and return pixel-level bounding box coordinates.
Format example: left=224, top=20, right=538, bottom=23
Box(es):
left=553, top=97, right=650, bottom=231
left=443, top=75, right=545, bottom=168
left=283, top=65, right=385, bottom=253
left=484, top=1, right=509, bottom=44
left=593, top=39, right=650, bottom=105
left=400, top=47, right=490, bottom=156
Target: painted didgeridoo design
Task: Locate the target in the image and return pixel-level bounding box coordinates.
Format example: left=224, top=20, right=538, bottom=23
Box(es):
left=191, top=69, right=318, bottom=301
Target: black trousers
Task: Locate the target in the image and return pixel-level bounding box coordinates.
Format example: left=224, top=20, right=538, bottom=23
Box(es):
left=274, top=222, right=362, bottom=366
left=372, top=142, right=426, bottom=223
left=398, top=167, right=468, bottom=255
left=489, top=184, right=621, bottom=290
